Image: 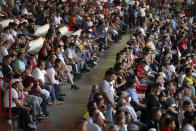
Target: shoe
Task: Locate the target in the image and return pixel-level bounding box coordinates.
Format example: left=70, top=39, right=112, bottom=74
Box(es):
left=37, top=115, right=44, bottom=120
left=84, top=68, right=90, bottom=72
left=48, top=102, right=53, bottom=106
left=80, top=69, right=86, bottom=73
left=53, top=100, right=61, bottom=105
left=58, top=97, right=64, bottom=101
left=74, top=73, right=82, bottom=79
left=60, top=93, right=66, bottom=96
left=28, top=123, right=37, bottom=129
left=44, top=112, right=49, bottom=117
left=100, top=49, right=105, bottom=53
left=59, top=81, right=67, bottom=85
left=71, top=85, right=80, bottom=90
left=93, top=56, right=100, bottom=60
left=39, top=113, right=45, bottom=117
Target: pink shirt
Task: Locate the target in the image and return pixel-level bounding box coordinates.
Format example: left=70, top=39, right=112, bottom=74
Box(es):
left=18, top=91, right=24, bottom=105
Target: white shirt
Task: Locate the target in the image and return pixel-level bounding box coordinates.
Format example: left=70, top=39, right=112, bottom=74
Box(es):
left=148, top=41, right=155, bottom=50
left=46, top=67, right=59, bottom=84
left=140, top=7, right=146, bottom=17
left=87, top=123, right=102, bottom=131
left=178, top=73, right=186, bottom=87
left=159, top=72, right=167, bottom=79
left=87, top=117, right=93, bottom=125
left=11, top=29, right=17, bottom=37
left=87, top=21, right=93, bottom=27
left=22, top=8, right=28, bottom=15
left=99, top=14, right=104, bottom=19
left=0, top=46, right=8, bottom=63
left=32, top=67, right=46, bottom=84
left=187, top=0, right=193, bottom=5
left=54, top=16, right=62, bottom=25
left=2, top=33, right=15, bottom=42
left=182, top=124, right=195, bottom=131
left=0, top=71, right=4, bottom=90
left=120, top=105, right=138, bottom=122
left=139, top=27, right=146, bottom=37
left=4, top=88, right=18, bottom=108
left=116, top=6, right=121, bottom=11
left=170, top=65, right=176, bottom=73
left=14, top=19, right=20, bottom=25
left=64, top=48, right=74, bottom=59
left=178, top=110, right=184, bottom=128
left=58, top=52, right=65, bottom=64
left=128, top=0, right=134, bottom=5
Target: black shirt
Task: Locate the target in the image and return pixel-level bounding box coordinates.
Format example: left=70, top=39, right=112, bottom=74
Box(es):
left=2, top=64, right=12, bottom=79
left=146, top=93, right=161, bottom=111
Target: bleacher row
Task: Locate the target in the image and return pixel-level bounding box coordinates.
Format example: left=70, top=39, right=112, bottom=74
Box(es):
left=0, top=19, right=81, bottom=54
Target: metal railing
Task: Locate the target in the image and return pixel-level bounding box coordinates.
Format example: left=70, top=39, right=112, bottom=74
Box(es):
left=0, top=77, right=12, bottom=117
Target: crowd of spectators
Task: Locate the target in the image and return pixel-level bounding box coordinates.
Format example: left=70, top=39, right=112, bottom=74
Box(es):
left=0, top=0, right=131, bottom=130
left=72, top=0, right=196, bottom=131
left=0, top=0, right=196, bottom=130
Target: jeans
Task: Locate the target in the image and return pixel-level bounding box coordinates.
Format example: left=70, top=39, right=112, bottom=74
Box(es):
left=24, top=95, right=42, bottom=116
left=77, top=60, right=85, bottom=71
left=42, top=84, right=56, bottom=102
left=54, top=84, right=60, bottom=100
left=71, top=63, right=79, bottom=73
left=106, top=103, right=113, bottom=124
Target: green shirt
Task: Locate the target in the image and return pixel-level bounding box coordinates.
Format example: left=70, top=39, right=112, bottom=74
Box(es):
left=13, top=59, right=25, bottom=73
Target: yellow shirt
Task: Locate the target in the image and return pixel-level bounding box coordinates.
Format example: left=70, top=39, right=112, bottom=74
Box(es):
left=83, top=112, right=89, bottom=119
left=184, top=76, right=196, bottom=86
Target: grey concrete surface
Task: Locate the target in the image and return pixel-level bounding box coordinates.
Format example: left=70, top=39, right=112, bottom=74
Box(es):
left=33, top=33, right=131, bottom=131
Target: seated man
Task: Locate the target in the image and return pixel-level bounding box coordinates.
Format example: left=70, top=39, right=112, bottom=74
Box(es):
left=64, top=43, right=89, bottom=73
left=127, top=80, right=146, bottom=111
left=4, top=81, right=36, bottom=129
left=32, top=61, right=61, bottom=104
left=136, top=61, right=152, bottom=85
left=13, top=52, right=26, bottom=74
left=46, top=64, right=63, bottom=101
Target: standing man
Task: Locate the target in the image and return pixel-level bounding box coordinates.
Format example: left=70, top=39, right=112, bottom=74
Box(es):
left=100, top=68, right=117, bottom=124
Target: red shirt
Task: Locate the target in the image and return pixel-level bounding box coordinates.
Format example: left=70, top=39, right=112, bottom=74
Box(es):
left=28, top=58, right=36, bottom=70
left=136, top=65, right=144, bottom=80
left=23, top=76, right=39, bottom=96
left=190, top=59, right=194, bottom=68
left=161, top=127, right=171, bottom=131
left=178, top=41, right=187, bottom=50
left=38, top=46, right=46, bottom=62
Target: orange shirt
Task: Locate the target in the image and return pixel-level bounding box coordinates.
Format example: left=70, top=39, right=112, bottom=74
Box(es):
left=69, top=16, right=76, bottom=27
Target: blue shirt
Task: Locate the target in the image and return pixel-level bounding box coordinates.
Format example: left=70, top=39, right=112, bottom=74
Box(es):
left=170, top=19, right=177, bottom=29
left=163, top=40, right=169, bottom=46
left=127, top=88, right=139, bottom=103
